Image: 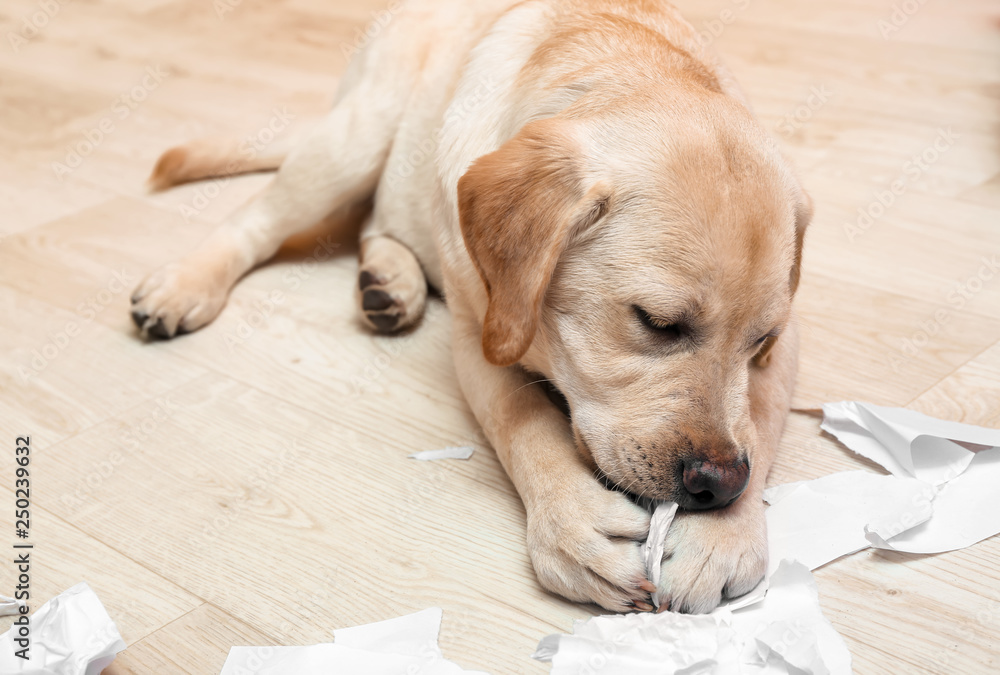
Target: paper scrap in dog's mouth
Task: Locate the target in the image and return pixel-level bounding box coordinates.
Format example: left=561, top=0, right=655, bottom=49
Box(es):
left=408, top=446, right=475, bottom=461
left=642, top=501, right=678, bottom=609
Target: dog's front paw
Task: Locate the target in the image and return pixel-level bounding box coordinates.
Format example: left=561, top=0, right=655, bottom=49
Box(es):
left=130, top=260, right=229, bottom=339
left=655, top=497, right=767, bottom=613
left=526, top=478, right=655, bottom=612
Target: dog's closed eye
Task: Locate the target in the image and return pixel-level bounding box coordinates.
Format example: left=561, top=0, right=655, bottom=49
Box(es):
left=634, top=306, right=687, bottom=340
left=751, top=328, right=781, bottom=352
left=751, top=331, right=781, bottom=367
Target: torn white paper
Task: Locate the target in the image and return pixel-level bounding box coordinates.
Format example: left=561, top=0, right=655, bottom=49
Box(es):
left=0, top=582, right=126, bottom=675
left=534, top=561, right=851, bottom=674
left=822, top=401, right=1000, bottom=554
left=821, top=401, right=999, bottom=485
left=866, top=447, right=1000, bottom=553
left=533, top=609, right=725, bottom=673
left=763, top=470, right=933, bottom=574
left=729, top=562, right=852, bottom=675
left=0, top=593, right=27, bottom=618
left=535, top=403, right=1000, bottom=673
left=408, top=447, right=475, bottom=461
left=642, top=501, right=678, bottom=608
left=219, top=607, right=488, bottom=675
left=714, top=580, right=769, bottom=612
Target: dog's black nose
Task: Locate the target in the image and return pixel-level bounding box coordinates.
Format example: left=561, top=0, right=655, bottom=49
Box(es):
left=680, top=457, right=749, bottom=509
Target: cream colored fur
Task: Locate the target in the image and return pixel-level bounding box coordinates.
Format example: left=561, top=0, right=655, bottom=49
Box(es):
left=132, top=0, right=810, bottom=614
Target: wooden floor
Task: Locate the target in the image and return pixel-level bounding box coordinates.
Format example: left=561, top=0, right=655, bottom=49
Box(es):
left=1, top=0, right=998, bottom=672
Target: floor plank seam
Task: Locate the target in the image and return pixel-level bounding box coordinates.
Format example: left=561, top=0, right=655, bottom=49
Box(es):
left=903, top=336, right=1000, bottom=407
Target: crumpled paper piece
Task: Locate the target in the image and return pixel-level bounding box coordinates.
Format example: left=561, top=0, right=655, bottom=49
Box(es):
left=0, top=594, right=27, bottom=618
left=0, top=582, right=126, bottom=675
left=534, top=561, right=851, bottom=674
left=821, top=401, right=1000, bottom=553
left=408, top=447, right=475, bottom=461
left=219, top=607, right=488, bottom=674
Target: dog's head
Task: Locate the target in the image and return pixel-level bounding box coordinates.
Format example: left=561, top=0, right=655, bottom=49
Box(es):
left=458, top=100, right=811, bottom=509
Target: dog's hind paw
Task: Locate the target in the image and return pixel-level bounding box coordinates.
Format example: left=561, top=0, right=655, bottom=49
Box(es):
left=357, top=235, right=428, bottom=333
left=130, top=260, right=229, bottom=339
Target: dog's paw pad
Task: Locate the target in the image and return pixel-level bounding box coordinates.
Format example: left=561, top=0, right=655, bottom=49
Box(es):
left=362, top=289, right=394, bottom=311
left=355, top=240, right=427, bottom=334
left=360, top=286, right=404, bottom=333
left=358, top=270, right=385, bottom=290
left=147, top=317, right=170, bottom=339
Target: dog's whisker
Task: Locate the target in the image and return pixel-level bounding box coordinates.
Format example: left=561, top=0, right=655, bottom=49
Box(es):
left=498, top=377, right=555, bottom=407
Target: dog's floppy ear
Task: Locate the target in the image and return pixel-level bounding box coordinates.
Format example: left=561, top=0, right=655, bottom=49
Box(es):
left=755, top=180, right=812, bottom=369
left=789, top=183, right=812, bottom=297
left=458, top=118, right=607, bottom=367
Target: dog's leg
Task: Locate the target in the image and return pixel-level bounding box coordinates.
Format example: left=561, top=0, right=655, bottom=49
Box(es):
left=356, top=235, right=428, bottom=333
left=130, top=91, right=399, bottom=338
left=654, top=318, right=800, bottom=613
left=449, top=303, right=655, bottom=612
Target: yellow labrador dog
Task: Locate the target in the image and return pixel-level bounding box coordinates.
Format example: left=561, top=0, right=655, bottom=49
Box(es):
left=132, top=0, right=810, bottom=613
